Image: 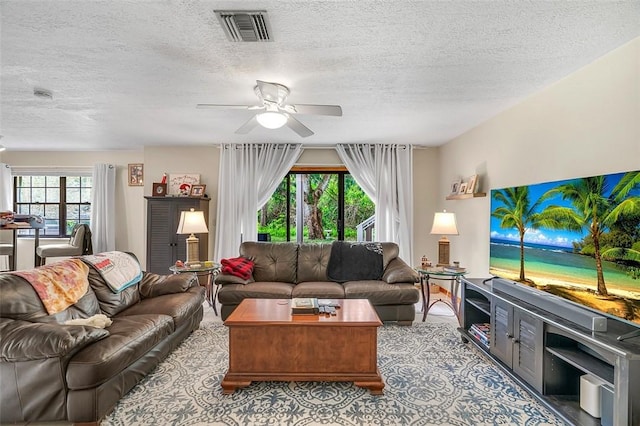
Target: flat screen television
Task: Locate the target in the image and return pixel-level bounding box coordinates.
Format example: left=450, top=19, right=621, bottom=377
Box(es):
left=489, top=169, right=640, bottom=328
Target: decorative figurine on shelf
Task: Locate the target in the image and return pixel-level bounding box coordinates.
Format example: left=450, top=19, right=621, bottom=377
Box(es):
left=161, top=173, right=167, bottom=184
left=179, top=183, right=191, bottom=196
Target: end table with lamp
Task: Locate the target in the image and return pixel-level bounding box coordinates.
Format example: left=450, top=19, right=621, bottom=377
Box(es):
left=416, top=267, right=466, bottom=322
left=170, top=262, right=222, bottom=315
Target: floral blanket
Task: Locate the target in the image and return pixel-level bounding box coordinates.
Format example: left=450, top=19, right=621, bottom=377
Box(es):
left=81, top=251, right=142, bottom=293
left=12, top=259, right=90, bottom=315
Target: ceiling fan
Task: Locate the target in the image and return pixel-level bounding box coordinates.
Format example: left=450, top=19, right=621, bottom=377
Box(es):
left=196, top=80, right=342, bottom=138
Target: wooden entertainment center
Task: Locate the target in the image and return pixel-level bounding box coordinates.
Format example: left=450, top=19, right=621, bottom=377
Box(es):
left=459, top=277, right=640, bottom=426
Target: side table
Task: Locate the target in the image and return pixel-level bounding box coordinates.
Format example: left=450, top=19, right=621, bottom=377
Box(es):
left=170, top=263, right=221, bottom=315
left=415, top=268, right=466, bottom=322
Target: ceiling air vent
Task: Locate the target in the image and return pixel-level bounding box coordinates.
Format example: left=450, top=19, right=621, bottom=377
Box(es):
left=215, top=10, right=272, bottom=42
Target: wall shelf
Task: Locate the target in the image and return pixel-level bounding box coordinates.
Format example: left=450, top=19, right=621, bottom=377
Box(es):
left=446, top=192, right=486, bottom=200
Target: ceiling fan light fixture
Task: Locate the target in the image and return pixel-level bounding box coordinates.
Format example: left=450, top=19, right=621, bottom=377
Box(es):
left=256, top=111, right=288, bottom=129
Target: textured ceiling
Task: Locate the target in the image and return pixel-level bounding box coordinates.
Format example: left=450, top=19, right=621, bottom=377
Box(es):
left=1, top=0, right=639, bottom=151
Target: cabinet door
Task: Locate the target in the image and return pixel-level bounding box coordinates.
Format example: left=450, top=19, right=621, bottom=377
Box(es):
left=513, top=310, right=544, bottom=392
left=147, top=200, right=177, bottom=273
left=491, top=299, right=513, bottom=367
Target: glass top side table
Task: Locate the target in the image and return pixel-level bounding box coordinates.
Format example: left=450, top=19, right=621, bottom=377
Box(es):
left=415, top=268, right=466, bottom=322
left=170, top=263, right=221, bottom=315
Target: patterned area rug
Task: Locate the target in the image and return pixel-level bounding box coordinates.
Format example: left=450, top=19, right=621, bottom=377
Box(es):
left=103, top=320, right=565, bottom=425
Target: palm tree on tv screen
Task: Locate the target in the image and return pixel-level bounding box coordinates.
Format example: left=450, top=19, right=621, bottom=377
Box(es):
left=544, top=172, right=640, bottom=296
left=491, top=186, right=558, bottom=283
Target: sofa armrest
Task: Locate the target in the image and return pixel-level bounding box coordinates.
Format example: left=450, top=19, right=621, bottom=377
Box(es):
left=139, top=272, right=198, bottom=299
left=215, top=273, right=254, bottom=286
left=382, top=258, right=420, bottom=284
left=0, top=318, right=108, bottom=362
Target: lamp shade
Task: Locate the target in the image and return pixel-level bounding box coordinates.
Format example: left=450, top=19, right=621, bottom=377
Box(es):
left=256, top=111, right=288, bottom=129
left=177, top=208, right=209, bottom=235
left=430, top=211, right=458, bottom=235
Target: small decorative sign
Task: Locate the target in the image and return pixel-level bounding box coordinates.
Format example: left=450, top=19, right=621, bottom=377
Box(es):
left=168, top=173, right=200, bottom=195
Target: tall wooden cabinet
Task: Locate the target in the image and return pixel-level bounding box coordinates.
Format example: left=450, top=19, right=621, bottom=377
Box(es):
left=145, top=196, right=210, bottom=274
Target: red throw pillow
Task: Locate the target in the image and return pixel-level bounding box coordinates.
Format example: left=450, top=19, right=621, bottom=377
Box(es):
left=221, top=257, right=255, bottom=280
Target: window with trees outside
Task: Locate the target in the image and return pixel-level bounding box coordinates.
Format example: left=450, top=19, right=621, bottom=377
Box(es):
left=258, top=169, right=374, bottom=243
left=14, top=175, right=92, bottom=237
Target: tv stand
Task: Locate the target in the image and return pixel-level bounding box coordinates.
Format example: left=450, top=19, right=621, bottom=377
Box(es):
left=617, top=328, right=640, bottom=342
left=459, top=277, right=640, bottom=426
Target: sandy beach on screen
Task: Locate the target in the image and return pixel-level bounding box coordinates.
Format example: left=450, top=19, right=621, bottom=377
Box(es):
left=489, top=267, right=640, bottom=323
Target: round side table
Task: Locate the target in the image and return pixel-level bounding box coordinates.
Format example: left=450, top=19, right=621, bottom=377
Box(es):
left=415, top=268, right=466, bottom=322
left=170, top=263, right=221, bottom=315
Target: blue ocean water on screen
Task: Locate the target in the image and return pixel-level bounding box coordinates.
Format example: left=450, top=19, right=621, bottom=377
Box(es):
left=489, top=239, right=639, bottom=292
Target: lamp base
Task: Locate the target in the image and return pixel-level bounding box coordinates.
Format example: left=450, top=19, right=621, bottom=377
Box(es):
left=185, top=234, right=200, bottom=265
left=437, top=238, right=450, bottom=267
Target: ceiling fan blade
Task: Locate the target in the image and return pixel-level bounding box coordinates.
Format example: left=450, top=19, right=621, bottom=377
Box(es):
left=288, top=104, right=343, bottom=116
left=196, top=104, right=254, bottom=110
left=235, top=115, right=259, bottom=134
left=286, top=115, right=314, bottom=138
left=256, top=80, right=281, bottom=103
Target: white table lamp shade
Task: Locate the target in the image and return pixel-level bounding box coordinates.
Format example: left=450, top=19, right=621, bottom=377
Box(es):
left=430, top=211, right=458, bottom=235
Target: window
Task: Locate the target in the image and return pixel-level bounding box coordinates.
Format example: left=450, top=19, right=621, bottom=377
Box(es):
left=258, top=169, right=374, bottom=243
left=14, top=175, right=92, bottom=237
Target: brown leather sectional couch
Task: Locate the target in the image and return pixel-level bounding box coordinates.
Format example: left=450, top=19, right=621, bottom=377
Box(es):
left=0, top=253, right=205, bottom=425
left=217, top=242, right=420, bottom=323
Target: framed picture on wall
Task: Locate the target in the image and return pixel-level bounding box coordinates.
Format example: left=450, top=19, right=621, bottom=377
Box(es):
left=128, top=164, right=143, bottom=186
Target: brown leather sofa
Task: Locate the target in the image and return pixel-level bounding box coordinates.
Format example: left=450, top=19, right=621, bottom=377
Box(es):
left=217, top=242, right=420, bottom=323
left=0, top=253, right=205, bottom=425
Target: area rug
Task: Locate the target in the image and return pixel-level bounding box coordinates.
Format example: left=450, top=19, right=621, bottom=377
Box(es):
left=103, top=320, right=566, bottom=425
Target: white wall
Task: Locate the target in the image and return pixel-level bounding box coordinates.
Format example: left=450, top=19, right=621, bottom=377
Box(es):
left=438, top=37, right=640, bottom=278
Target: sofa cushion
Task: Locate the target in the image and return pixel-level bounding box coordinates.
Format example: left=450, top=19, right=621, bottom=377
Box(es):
left=292, top=281, right=345, bottom=299
left=87, top=262, right=141, bottom=317
left=117, top=286, right=204, bottom=329
left=343, top=281, right=419, bottom=305
left=240, top=242, right=298, bottom=283
left=218, top=282, right=294, bottom=305
left=297, top=243, right=331, bottom=283
left=66, top=314, right=173, bottom=389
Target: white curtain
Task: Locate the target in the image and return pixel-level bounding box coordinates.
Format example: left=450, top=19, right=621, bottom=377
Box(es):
left=0, top=163, right=12, bottom=211
left=336, top=144, right=413, bottom=262
left=90, top=164, right=116, bottom=253
left=214, top=143, right=302, bottom=260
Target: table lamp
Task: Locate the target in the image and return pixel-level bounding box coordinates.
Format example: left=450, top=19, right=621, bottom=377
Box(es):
left=430, top=210, right=458, bottom=266
left=176, top=208, right=208, bottom=265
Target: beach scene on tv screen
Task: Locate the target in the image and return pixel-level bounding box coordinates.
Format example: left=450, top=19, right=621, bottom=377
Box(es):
left=490, top=170, right=640, bottom=324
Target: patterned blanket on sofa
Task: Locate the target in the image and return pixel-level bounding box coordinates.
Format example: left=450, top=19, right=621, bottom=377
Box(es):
left=11, top=259, right=90, bottom=314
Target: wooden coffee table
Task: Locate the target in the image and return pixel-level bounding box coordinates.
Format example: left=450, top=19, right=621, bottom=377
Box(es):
left=221, top=298, right=384, bottom=395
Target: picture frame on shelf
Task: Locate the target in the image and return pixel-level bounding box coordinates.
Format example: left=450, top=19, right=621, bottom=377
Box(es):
left=465, top=175, right=478, bottom=194
left=450, top=180, right=461, bottom=195
left=190, top=184, right=206, bottom=198
left=458, top=182, right=468, bottom=194
left=128, top=164, right=143, bottom=186
left=152, top=182, right=167, bottom=196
